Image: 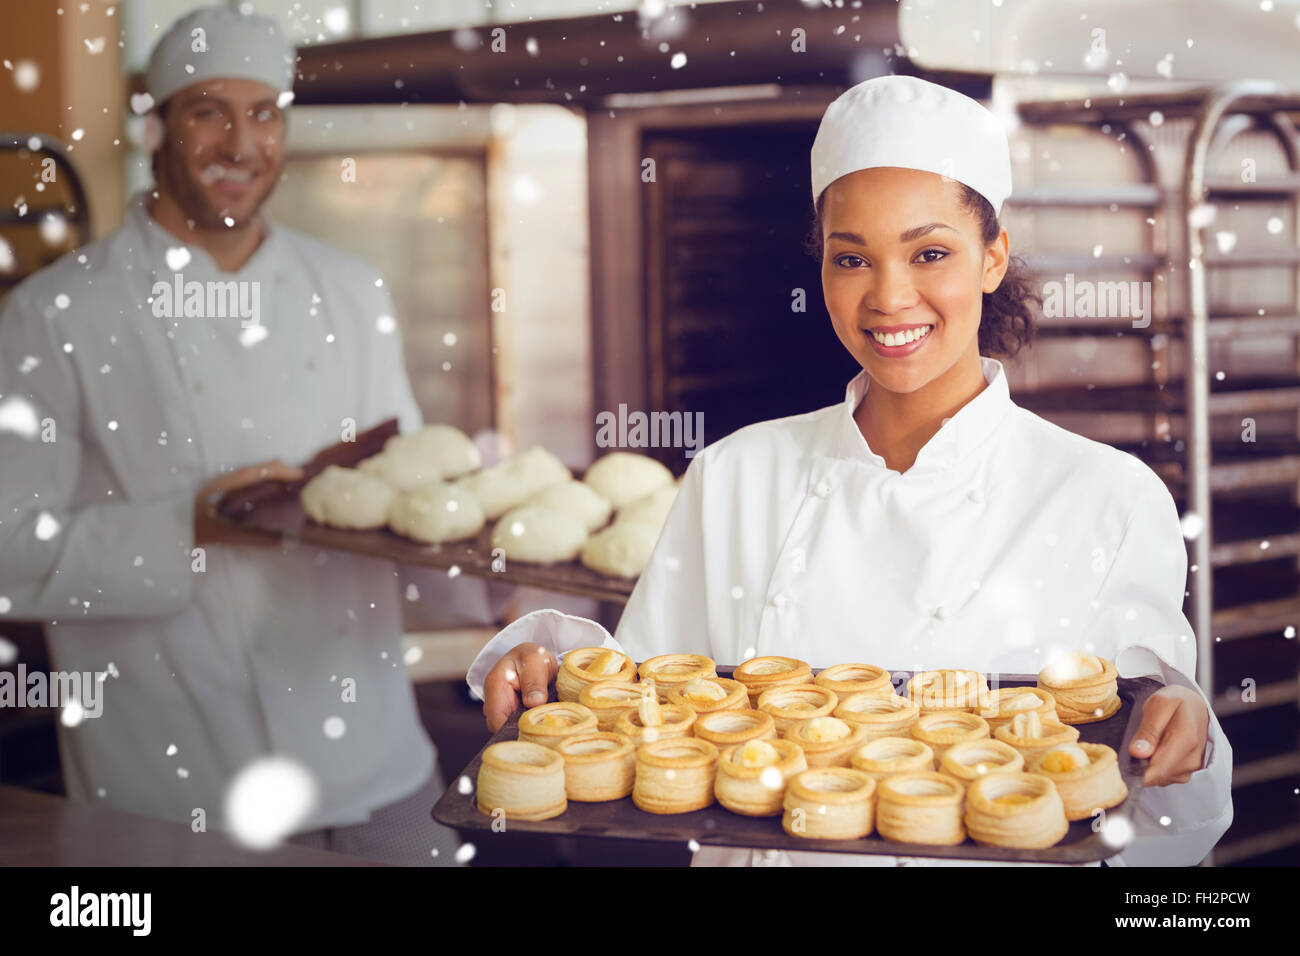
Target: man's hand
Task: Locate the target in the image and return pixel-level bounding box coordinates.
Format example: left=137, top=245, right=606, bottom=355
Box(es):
left=194, top=459, right=303, bottom=548
left=1129, top=685, right=1210, bottom=786
left=482, top=642, right=558, bottom=733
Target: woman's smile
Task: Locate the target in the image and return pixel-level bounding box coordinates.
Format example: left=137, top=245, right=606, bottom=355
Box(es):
left=866, top=322, right=935, bottom=356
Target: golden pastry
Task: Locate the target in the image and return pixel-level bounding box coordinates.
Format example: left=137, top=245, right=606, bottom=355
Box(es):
left=834, top=691, right=920, bottom=739
left=1028, top=742, right=1129, bottom=820
left=906, top=669, right=989, bottom=712
left=784, top=716, right=870, bottom=768
left=782, top=767, right=877, bottom=839
left=632, top=737, right=719, bottom=814
left=758, top=684, right=839, bottom=735
left=578, top=681, right=644, bottom=731
left=667, top=677, right=750, bottom=713
left=938, top=739, right=1026, bottom=785
left=909, top=711, right=990, bottom=759
left=814, top=662, right=895, bottom=699
left=692, top=709, right=777, bottom=751
left=516, top=701, right=598, bottom=749
left=476, top=741, right=567, bottom=821
left=979, top=686, right=1058, bottom=731
left=850, top=736, right=936, bottom=783
left=556, top=646, right=637, bottom=702
left=638, top=654, right=717, bottom=695
left=993, top=710, right=1082, bottom=763
left=1037, top=651, right=1121, bottom=724
left=875, top=772, right=966, bottom=845
left=733, top=656, right=813, bottom=705
left=715, top=739, right=808, bottom=816
left=964, top=772, right=1070, bottom=849
left=614, top=701, right=696, bottom=745
left=555, top=731, right=636, bottom=802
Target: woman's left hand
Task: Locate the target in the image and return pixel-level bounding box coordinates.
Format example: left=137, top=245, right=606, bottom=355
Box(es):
left=1128, top=685, right=1210, bottom=786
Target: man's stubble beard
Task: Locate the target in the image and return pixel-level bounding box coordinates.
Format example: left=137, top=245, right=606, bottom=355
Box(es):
left=157, top=145, right=281, bottom=231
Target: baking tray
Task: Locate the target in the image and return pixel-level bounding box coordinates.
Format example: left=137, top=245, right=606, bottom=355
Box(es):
left=211, top=419, right=636, bottom=604
left=433, top=670, right=1161, bottom=863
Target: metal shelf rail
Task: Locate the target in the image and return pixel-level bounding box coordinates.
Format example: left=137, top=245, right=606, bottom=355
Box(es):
left=0, top=132, right=91, bottom=290
left=1016, top=83, right=1300, bottom=866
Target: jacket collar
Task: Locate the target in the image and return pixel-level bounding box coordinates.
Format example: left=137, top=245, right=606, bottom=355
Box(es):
left=836, top=356, right=1015, bottom=473
left=127, top=190, right=283, bottom=279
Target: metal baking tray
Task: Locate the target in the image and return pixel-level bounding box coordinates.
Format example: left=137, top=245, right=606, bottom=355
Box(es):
left=211, top=419, right=636, bottom=604
left=432, top=670, right=1160, bottom=863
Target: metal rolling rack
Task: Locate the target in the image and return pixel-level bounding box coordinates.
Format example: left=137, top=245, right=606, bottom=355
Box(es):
left=1015, top=83, right=1300, bottom=865
left=0, top=132, right=91, bottom=292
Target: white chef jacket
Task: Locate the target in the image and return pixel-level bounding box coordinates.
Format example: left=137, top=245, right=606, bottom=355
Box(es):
left=466, top=357, right=1234, bottom=867
left=0, top=192, right=492, bottom=836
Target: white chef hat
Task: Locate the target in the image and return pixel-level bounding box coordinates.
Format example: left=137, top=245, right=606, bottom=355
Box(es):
left=810, top=75, right=1013, bottom=216
left=146, top=4, right=296, bottom=107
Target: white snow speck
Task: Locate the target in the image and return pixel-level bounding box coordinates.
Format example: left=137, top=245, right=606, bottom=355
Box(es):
left=12, top=60, right=39, bottom=92
left=34, top=512, right=61, bottom=541
left=1266, top=217, right=1284, bottom=235
left=375, top=314, right=396, bottom=334
left=670, top=52, right=687, bottom=69
left=0, top=597, right=11, bottom=614
left=323, top=716, right=346, bottom=739
left=54, top=293, right=70, bottom=309
left=225, top=757, right=319, bottom=850
left=165, top=246, right=191, bottom=271
left=70, top=128, right=84, bottom=142
left=0, top=396, right=40, bottom=439
left=1099, top=814, right=1134, bottom=847
left=759, top=767, right=784, bottom=791
left=0, top=637, right=17, bottom=666
left=166, top=743, right=178, bottom=756
left=447, top=564, right=461, bottom=578
left=442, top=332, right=457, bottom=346
left=457, top=775, right=473, bottom=795
left=177, top=767, right=189, bottom=778
left=239, top=324, right=268, bottom=348
left=107, top=420, right=118, bottom=431
left=687, top=839, right=700, bottom=852
left=1180, top=512, right=1204, bottom=540
left=730, top=585, right=744, bottom=600
left=403, top=644, right=423, bottom=665
left=454, top=842, right=476, bottom=863
left=1159, top=815, right=1171, bottom=826
left=61, top=700, right=85, bottom=727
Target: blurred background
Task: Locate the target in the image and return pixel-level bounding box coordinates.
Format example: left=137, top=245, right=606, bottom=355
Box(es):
left=1, top=0, right=1298, bottom=865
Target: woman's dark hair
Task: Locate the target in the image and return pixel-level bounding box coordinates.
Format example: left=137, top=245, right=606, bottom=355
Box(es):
left=803, top=182, right=1037, bottom=359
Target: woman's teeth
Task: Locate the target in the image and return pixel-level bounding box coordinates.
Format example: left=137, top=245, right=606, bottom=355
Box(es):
left=870, top=325, right=933, bottom=347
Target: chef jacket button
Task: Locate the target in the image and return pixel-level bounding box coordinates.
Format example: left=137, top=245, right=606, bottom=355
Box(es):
left=967, top=488, right=984, bottom=504
left=815, top=480, right=831, bottom=498
left=771, top=592, right=788, bottom=609
left=932, top=605, right=949, bottom=621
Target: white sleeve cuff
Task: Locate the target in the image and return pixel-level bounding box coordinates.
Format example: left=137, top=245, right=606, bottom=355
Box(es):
left=464, top=608, right=621, bottom=701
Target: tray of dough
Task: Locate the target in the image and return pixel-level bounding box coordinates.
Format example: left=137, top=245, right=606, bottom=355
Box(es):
left=213, top=418, right=657, bottom=604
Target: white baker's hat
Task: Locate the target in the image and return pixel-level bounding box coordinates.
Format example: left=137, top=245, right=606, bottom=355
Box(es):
left=810, top=75, right=1013, bottom=216
left=146, top=4, right=296, bottom=107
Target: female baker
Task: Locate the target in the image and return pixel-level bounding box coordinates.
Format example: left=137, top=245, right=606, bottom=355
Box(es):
left=467, top=75, right=1232, bottom=867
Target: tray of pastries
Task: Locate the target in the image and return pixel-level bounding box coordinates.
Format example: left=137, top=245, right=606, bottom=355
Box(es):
left=433, top=650, right=1157, bottom=862
left=212, top=419, right=687, bottom=604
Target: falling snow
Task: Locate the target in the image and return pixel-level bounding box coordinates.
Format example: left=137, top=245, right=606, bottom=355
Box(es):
left=225, top=757, right=319, bottom=850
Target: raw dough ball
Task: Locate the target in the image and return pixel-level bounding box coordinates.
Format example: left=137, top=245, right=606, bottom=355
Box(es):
left=491, top=506, right=588, bottom=565
left=580, top=520, right=659, bottom=579
left=388, top=483, right=485, bottom=544
left=583, top=452, right=674, bottom=509
left=455, top=446, right=571, bottom=519
left=616, top=484, right=678, bottom=533
left=525, top=480, right=612, bottom=533
left=300, top=465, right=396, bottom=530
left=393, top=424, right=481, bottom=480
left=357, top=442, right=442, bottom=491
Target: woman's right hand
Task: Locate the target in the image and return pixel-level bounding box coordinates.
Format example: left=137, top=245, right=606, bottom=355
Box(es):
left=482, top=642, right=559, bottom=733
